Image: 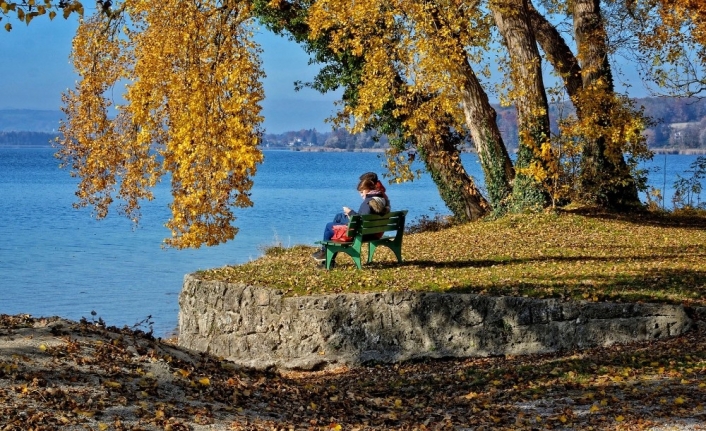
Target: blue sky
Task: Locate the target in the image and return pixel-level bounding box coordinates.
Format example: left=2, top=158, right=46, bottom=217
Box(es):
left=0, top=14, right=340, bottom=134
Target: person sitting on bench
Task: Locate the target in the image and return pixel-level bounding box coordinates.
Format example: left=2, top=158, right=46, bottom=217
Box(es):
left=332, top=172, right=390, bottom=225
left=312, top=177, right=390, bottom=262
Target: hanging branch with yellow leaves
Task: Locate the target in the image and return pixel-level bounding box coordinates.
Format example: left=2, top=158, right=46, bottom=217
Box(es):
left=57, top=0, right=265, bottom=248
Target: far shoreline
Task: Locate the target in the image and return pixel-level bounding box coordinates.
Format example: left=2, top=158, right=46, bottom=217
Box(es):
left=650, top=148, right=706, bottom=155
left=3, top=144, right=706, bottom=155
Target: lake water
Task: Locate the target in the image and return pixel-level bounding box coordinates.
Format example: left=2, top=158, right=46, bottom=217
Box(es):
left=0, top=148, right=700, bottom=336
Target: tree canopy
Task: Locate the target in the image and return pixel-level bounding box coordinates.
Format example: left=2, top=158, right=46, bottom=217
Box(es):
left=8, top=0, right=706, bottom=247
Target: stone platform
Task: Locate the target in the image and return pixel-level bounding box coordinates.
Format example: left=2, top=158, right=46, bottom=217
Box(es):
left=178, top=274, right=693, bottom=370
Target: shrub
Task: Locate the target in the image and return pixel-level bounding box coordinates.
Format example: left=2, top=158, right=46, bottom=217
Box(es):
left=406, top=213, right=457, bottom=234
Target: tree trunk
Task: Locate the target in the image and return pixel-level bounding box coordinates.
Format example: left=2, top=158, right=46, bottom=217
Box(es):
left=491, top=0, right=552, bottom=210
left=455, top=61, right=515, bottom=210
left=416, top=129, right=491, bottom=222
left=527, top=2, right=583, bottom=102
left=573, top=0, right=641, bottom=208
left=255, top=0, right=496, bottom=219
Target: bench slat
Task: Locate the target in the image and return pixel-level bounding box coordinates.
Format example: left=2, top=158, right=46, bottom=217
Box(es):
left=361, top=220, right=399, bottom=229
left=361, top=226, right=397, bottom=235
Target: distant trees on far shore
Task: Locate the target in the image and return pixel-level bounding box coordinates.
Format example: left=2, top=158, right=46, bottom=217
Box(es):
left=264, top=98, right=706, bottom=152
left=262, top=128, right=391, bottom=151
left=4, top=97, right=706, bottom=151
left=0, top=132, right=58, bottom=148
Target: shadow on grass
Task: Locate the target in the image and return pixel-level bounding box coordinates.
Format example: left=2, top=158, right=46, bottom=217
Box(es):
left=564, top=207, right=706, bottom=229
left=439, top=266, right=706, bottom=304
left=356, top=252, right=706, bottom=306
left=384, top=248, right=706, bottom=270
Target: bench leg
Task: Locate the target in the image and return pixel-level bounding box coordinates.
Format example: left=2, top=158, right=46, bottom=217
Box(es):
left=367, top=243, right=377, bottom=264
left=325, top=247, right=362, bottom=269
left=351, top=254, right=362, bottom=269
left=342, top=246, right=362, bottom=269
left=390, top=243, right=403, bottom=263
left=325, top=248, right=335, bottom=270
left=368, top=241, right=403, bottom=264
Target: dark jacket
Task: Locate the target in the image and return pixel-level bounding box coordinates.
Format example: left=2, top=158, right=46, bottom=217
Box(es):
left=349, top=189, right=389, bottom=216
left=333, top=184, right=391, bottom=224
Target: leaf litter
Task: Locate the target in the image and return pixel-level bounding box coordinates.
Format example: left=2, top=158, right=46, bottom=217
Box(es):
left=202, top=211, right=706, bottom=307
left=1, top=313, right=705, bottom=430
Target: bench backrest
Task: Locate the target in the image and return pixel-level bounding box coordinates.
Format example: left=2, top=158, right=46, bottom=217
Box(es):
left=346, top=210, right=407, bottom=239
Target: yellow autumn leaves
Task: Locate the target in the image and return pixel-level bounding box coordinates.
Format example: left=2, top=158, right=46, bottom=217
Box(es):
left=308, top=0, right=490, bottom=138
left=306, top=0, right=501, bottom=191
left=57, top=0, right=264, bottom=248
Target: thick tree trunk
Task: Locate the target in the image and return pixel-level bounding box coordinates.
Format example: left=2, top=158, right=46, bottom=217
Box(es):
left=416, top=130, right=491, bottom=222
left=573, top=0, right=641, bottom=208
left=491, top=0, right=552, bottom=210
left=455, top=61, right=515, bottom=209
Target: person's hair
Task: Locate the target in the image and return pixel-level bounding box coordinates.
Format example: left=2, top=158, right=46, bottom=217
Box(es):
left=357, top=178, right=376, bottom=192
left=359, top=172, right=379, bottom=183
left=368, top=196, right=388, bottom=215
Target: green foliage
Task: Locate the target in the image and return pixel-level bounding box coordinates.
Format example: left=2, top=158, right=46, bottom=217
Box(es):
left=254, top=0, right=496, bottom=222
left=508, top=143, right=549, bottom=212
left=551, top=94, right=651, bottom=209
left=478, top=129, right=513, bottom=212
left=409, top=128, right=488, bottom=222
left=20, top=0, right=698, bottom=251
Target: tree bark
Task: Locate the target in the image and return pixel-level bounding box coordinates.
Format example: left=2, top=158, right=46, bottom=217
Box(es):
left=415, top=129, right=491, bottom=222
left=491, top=0, right=552, bottom=210
left=455, top=61, right=515, bottom=209
left=256, top=0, right=496, bottom=220
left=527, top=2, right=583, bottom=103
left=573, top=0, right=641, bottom=208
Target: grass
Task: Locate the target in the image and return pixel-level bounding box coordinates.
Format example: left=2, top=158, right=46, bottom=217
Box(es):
left=198, top=209, right=706, bottom=308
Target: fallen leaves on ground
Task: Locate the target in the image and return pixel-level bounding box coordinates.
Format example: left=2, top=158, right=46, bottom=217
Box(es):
left=1, top=314, right=704, bottom=430
left=202, top=211, right=706, bottom=308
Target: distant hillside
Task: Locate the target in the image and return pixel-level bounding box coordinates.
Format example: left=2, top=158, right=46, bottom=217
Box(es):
left=4, top=97, right=706, bottom=150
left=0, top=131, right=59, bottom=148
left=0, top=110, right=63, bottom=133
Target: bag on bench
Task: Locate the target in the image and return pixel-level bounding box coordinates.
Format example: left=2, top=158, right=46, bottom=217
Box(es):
left=331, top=224, right=352, bottom=242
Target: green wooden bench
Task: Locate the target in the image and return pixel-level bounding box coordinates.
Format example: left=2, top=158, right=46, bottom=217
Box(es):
left=316, top=210, right=408, bottom=270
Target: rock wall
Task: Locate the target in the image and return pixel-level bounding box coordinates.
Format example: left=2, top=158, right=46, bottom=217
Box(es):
left=178, top=274, right=693, bottom=370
